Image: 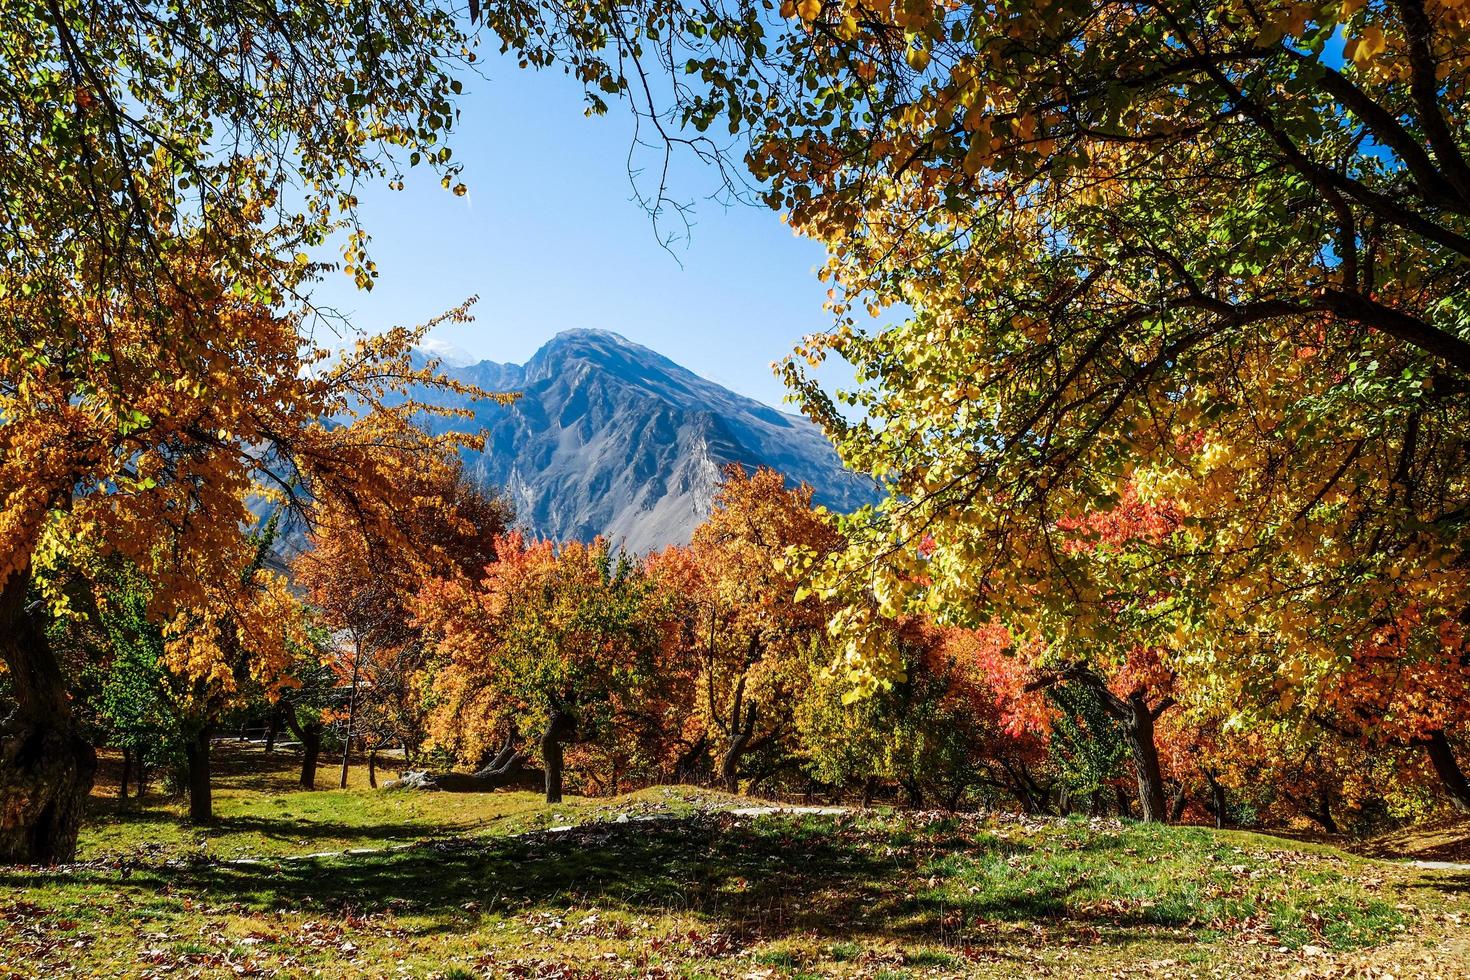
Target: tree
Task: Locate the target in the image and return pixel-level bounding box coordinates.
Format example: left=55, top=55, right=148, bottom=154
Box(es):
left=798, top=621, right=1051, bottom=811
left=1318, top=611, right=1470, bottom=812
left=795, top=476, right=1190, bottom=821
left=504, top=0, right=1470, bottom=813
left=64, top=561, right=182, bottom=803
left=4, top=0, right=474, bottom=302
left=0, top=0, right=579, bottom=859
left=1043, top=682, right=1133, bottom=818
left=741, top=0, right=1470, bottom=811
left=650, top=466, right=843, bottom=793
left=416, top=535, right=670, bottom=804
left=294, top=462, right=512, bottom=788
left=0, top=220, right=492, bottom=858
left=277, top=637, right=338, bottom=791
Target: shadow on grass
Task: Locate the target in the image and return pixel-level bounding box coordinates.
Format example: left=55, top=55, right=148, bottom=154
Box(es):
left=2, top=816, right=1246, bottom=951
left=204, top=813, right=462, bottom=846
left=82, top=801, right=186, bottom=826
left=1405, top=869, right=1470, bottom=896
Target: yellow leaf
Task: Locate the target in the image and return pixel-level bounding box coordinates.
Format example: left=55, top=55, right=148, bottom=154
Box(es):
left=1351, top=24, right=1386, bottom=64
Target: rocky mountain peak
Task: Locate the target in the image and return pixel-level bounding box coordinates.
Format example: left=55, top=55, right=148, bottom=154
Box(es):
left=420, top=330, right=876, bottom=554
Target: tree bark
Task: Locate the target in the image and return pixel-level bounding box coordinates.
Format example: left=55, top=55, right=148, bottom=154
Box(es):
left=1311, top=796, right=1339, bottom=835
left=720, top=692, right=757, bottom=794
left=1114, top=784, right=1133, bottom=819
left=280, top=705, right=324, bottom=787
left=368, top=748, right=378, bottom=790
left=338, top=637, right=363, bottom=790
left=1169, top=786, right=1189, bottom=823
left=1061, top=670, right=1172, bottom=823
left=300, top=725, right=321, bottom=789
left=1120, top=694, right=1169, bottom=823
left=264, top=703, right=281, bottom=754
left=282, top=709, right=323, bottom=789
left=1423, top=729, right=1470, bottom=812
left=671, top=732, right=709, bottom=785
left=900, top=777, right=924, bottom=809
left=119, top=747, right=131, bottom=801
left=1088, top=790, right=1104, bottom=817
left=1206, top=772, right=1228, bottom=829
left=184, top=726, right=213, bottom=824
left=541, top=706, right=577, bottom=804
left=0, top=568, right=97, bottom=863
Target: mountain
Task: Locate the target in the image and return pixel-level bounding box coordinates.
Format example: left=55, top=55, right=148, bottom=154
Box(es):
left=417, top=329, right=876, bottom=554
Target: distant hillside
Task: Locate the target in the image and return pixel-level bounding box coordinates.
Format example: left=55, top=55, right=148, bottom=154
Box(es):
left=413, top=329, right=876, bottom=553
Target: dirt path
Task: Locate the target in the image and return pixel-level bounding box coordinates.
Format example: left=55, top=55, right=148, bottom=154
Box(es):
left=1355, top=816, right=1470, bottom=871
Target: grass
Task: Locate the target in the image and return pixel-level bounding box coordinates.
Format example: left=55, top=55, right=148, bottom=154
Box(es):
left=0, top=745, right=1467, bottom=977
left=79, top=744, right=741, bottom=863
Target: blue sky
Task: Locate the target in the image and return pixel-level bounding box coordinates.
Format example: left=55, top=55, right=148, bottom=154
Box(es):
left=305, top=51, right=857, bottom=411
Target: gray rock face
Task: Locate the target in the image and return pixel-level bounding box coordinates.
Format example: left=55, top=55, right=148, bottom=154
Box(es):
left=419, top=329, right=875, bottom=554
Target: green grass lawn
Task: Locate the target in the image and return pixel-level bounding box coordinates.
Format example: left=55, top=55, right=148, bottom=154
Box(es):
left=1, top=745, right=1467, bottom=978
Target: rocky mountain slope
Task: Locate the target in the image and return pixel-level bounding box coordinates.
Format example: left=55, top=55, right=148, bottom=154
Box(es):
left=417, top=329, right=875, bottom=554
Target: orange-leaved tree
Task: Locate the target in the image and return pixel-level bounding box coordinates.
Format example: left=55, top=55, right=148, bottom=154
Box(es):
left=1318, top=610, right=1470, bottom=812
left=650, top=466, right=844, bottom=793
left=415, top=534, right=673, bottom=803
left=293, top=462, right=513, bottom=788
left=0, top=225, right=494, bottom=859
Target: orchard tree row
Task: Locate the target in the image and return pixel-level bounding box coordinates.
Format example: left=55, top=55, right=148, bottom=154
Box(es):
left=8, top=0, right=1470, bottom=862
left=66, top=463, right=1469, bottom=838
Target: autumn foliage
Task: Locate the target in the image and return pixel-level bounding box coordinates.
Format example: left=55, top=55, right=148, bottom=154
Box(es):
left=13, top=0, right=1470, bottom=862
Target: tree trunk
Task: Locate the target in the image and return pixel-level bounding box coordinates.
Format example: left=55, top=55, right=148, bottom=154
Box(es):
left=368, top=748, right=378, bottom=790
left=720, top=702, right=757, bottom=794
left=387, top=739, right=531, bottom=792
left=338, top=638, right=363, bottom=790
left=0, top=568, right=98, bottom=864
left=671, top=733, right=709, bottom=784
left=541, top=707, right=577, bottom=805
left=1121, top=694, right=1169, bottom=823
left=282, top=709, right=323, bottom=789
left=901, top=777, right=924, bottom=809
left=300, top=725, right=321, bottom=789
left=1114, top=784, right=1133, bottom=819
left=1311, top=795, right=1339, bottom=835
left=719, top=738, right=748, bottom=794
left=1423, top=729, right=1470, bottom=812
left=1206, top=772, right=1228, bottom=829
left=1069, top=670, right=1172, bottom=823
left=184, top=727, right=213, bottom=824
left=1169, top=786, right=1188, bottom=823
left=137, top=751, right=149, bottom=799
left=861, top=775, right=877, bottom=808
left=119, top=747, right=131, bottom=801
